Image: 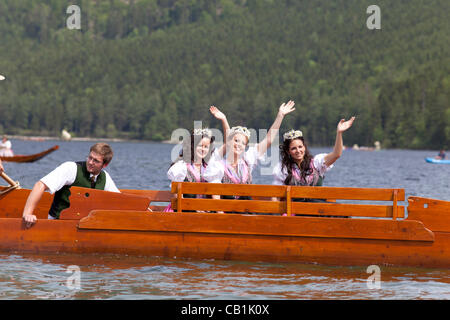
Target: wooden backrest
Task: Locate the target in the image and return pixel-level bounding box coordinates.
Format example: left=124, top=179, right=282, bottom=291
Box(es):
left=289, top=186, right=405, bottom=219
left=171, top=182, right=287, bottom=214
left=170, top=182, right=405, bottom=219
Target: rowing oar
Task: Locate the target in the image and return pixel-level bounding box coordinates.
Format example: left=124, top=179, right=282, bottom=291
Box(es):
left=0, top=172, right=20, bottom=195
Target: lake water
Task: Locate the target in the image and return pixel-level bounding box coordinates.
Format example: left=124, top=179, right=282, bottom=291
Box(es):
left=1, top=139, right=449, bottom=301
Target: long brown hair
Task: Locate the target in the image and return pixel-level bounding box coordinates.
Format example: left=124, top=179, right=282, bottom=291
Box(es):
left=279, top=137, right=313, bottom=185
left=170, top=131, right=215, bottom=168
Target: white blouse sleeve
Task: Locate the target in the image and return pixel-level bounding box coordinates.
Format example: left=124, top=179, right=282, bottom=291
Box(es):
left=313, top=153, right=334, bottom=175
left=40, top=161, right=77, bottom=194
left=103, top=171, right=120, bottom=193
left=203, top=151, right=224, bottom=183
left=272, top=162, right=286, bottom=185
left=244, top=145, right=266, bottom=167
left=167, top=161, right=188, bottom=182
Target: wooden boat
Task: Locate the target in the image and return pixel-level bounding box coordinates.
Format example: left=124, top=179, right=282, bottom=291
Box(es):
left=425, top=157, right=450, bottom=164
left=0, top=181, right=449, bottom=268
left=0, top=145, right=59, bottom=163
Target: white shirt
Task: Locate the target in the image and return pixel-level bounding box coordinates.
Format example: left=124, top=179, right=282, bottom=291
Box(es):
left=0, top=140, right=12, bottom=149
left=272, top=153, right=333, bottom=185
left=40, top=161, right=120, bottom=194
left=167, top=160, right=188, bottom=183
left=203, top=146, right=266, bottom=183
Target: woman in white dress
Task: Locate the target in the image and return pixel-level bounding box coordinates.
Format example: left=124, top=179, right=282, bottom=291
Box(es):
left=205, top=101, right=296, bottom=200
left=272, top=117, right=355, bottom=201
left=167, top=128, right=215, bottom=186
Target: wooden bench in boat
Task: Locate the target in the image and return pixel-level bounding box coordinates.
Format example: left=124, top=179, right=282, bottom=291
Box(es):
left=170, top=182, right=405, bottom=219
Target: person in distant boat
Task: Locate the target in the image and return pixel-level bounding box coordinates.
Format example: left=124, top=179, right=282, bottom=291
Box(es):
left=205, top=100, right=296, bottom=193
left=273, top=117, right=355, bottom=194
left=435, top=149, right=447, bottom=160
left=0, top=135, right=14, bottom=157
left=22, top=143, right=120, bottom=228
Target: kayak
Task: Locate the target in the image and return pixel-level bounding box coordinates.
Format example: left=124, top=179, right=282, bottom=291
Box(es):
left=425, top=157, right=450, bottom=164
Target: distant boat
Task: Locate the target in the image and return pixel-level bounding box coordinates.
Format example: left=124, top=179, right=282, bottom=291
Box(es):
left=425, top=157, right=450, bottom=164
left=0, top=145, right=59, bottom=163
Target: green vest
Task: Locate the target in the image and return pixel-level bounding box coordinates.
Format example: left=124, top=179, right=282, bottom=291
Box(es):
left=48, top=161, right=106, bottom=219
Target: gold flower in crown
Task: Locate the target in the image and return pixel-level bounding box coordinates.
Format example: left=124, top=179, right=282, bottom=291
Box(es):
left=283, top=129, right=303, bottom=141
left=193, top=128, right=212, bottom=137
left=229, top=126, right=251, bottom=139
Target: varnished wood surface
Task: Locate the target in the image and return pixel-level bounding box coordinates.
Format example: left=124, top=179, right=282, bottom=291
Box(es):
left=407, top=196, right=450, bottom=232
left=1, top=184, right=450, bottom=268
left=59, top=187, right=151, bottom=220
left=0, top=186, right=52, bottom=219
left=78, top=210, right=433, bottom=241
left=0, top=215, right=447, bottom=268
left=171, top=182, right=405, bottom=218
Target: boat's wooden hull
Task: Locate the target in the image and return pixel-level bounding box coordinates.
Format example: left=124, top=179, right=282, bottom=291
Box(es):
left=0, top=145, right=59, bottom=162
left=1, top=186, right=449, bottom=268
left=0, top=213, right=448, bottom=268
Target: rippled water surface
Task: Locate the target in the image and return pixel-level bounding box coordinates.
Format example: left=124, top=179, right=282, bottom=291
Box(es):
left=1, top=139, right=450, bottom=300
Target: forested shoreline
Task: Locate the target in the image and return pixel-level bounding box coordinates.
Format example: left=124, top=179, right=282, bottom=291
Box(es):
left=0, top=0, right=448, bottom=149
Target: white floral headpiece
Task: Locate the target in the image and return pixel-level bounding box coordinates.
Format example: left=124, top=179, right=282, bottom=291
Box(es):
left=283, top=129, right=303, bottom=141
left=228, top=126, right=251, bottom=139
left=193, top=128, right=212, bottom=137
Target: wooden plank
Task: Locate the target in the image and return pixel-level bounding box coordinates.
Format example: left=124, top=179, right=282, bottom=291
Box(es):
left=0, top=216, right=446, bottom=268
left=177, top=182, right=182, bottom=213
left=78, top=210, right=434, bottom=242
left=286, top=186, right=292, bottom=216
left=292, top=202, right=405, bottom=218
left=173, top=198, right=286, bottom=214
left=59, top=187, right=150, bottom=220
left=407, top=197, right=450, bottom=232
left=171, top=182, right=288, bottom=197
left=121, top=189, right=172, bottom=202
left=290, top=186, right=405, bottom=201
left=0, top=186, right=52, bottom=219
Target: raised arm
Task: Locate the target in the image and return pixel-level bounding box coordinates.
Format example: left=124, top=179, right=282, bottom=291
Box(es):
left=257, top=100, right=295, bottom=156
left=210, top=106, right=230, bottom=157
left=324, top=116, right=356, bottom=167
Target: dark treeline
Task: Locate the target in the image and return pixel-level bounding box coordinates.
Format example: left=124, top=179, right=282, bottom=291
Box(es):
left=0, top=0, right=448, bottom=148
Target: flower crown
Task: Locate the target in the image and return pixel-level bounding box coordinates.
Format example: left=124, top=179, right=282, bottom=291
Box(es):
left=283, top=129, right=303, bottom=141
left=193, top=128, right=212, bottom=137
left=229, top=126, right=251, bottom=139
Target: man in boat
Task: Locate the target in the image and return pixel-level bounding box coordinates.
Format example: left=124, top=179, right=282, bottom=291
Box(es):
left=22, top=143, right=120, bottom=227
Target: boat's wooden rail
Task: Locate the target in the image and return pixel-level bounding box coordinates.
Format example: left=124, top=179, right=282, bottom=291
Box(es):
left=170, top=182, right=405, bottom=219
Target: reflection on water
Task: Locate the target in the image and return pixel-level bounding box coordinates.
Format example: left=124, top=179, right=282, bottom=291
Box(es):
left=1, top=140, right=450, bottom=299
left=1, top=253, right=449, bottom=300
